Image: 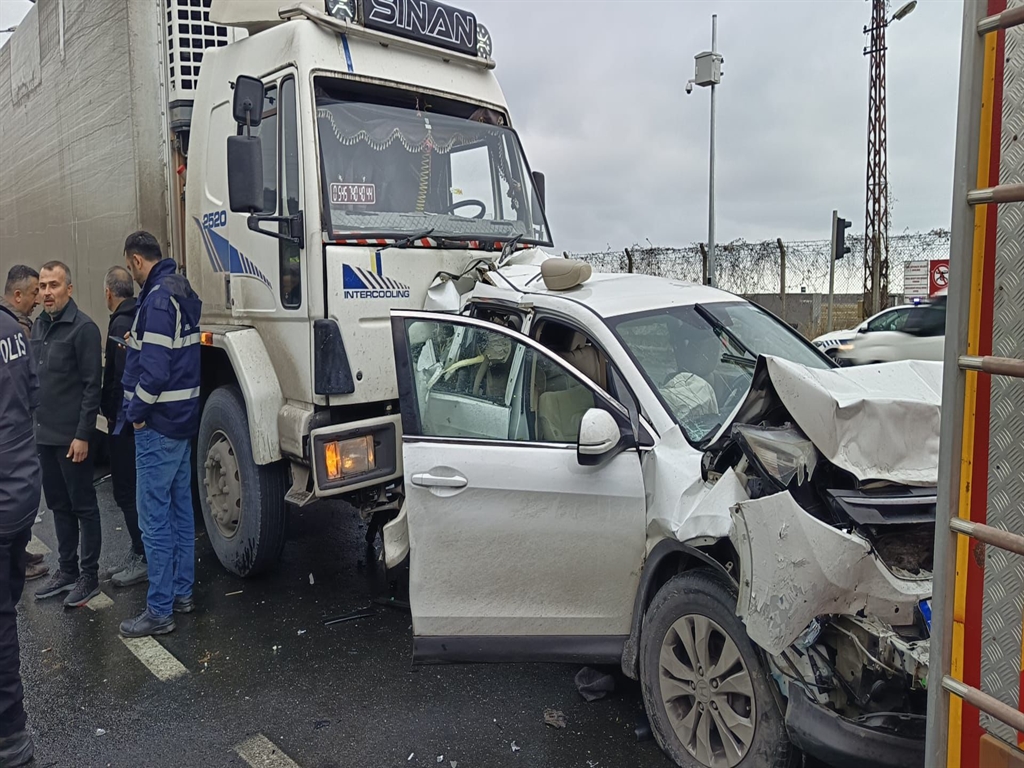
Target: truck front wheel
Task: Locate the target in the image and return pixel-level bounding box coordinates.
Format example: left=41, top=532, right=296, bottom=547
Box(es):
left=197, top=386, right=288, bottom=577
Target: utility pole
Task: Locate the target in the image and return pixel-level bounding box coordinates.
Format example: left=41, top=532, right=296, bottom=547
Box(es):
left=862, top=0, right=916, bottom=317
left=687, top=16, right=724, bottom=287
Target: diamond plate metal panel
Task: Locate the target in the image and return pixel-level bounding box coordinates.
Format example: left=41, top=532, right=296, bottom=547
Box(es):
left=981, top=0, right=1024, bottom=744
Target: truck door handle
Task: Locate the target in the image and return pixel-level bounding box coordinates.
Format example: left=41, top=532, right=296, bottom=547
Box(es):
left=411, top=472, right=468, bottom=489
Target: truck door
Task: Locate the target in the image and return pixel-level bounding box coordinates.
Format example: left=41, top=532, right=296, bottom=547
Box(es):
left=389, top=310, right=647, bottom=662
left=210, top=72, right=312, bottom=401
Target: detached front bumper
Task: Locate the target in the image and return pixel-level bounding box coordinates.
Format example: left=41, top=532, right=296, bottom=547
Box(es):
left=785, top=689, right=925, bottom=768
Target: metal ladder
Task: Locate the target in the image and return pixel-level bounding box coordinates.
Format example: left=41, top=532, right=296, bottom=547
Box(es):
left=925, top=1, right=1024, bottom=766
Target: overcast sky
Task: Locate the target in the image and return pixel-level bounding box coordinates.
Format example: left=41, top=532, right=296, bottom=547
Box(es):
left=1, top=0, right=963, bottom=252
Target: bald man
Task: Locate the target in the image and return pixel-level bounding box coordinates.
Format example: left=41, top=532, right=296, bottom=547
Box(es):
left=100, top=266, right=146, bottom=588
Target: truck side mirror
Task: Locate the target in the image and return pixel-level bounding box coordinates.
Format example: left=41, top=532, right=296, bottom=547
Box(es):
left=227, top=135, right=264, bottom=213
left=232, top=75, right=265, bottom=127
left=532, top=170, right=546, bottom=211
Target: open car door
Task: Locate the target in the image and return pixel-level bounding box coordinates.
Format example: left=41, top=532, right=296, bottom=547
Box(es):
left=389, top=310, right=647, bottom=663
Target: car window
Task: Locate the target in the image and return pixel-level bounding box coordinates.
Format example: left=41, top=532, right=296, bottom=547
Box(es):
left=402, top=318, right=600, bottom=444
left=611, top=301, right=828, bottom=444
left=866, top=308, right=910, bottom=333
left=902, top=301, right=946, bottom=337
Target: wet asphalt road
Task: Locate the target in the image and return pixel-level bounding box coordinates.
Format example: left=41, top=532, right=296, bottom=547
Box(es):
left=18, top=480, right=676, bottom=768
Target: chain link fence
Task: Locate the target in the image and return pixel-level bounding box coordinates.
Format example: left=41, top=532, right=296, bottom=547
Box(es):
left=574, top=230, right=951, bottom=337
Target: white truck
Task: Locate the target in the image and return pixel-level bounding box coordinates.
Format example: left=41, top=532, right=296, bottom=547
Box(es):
left=0, top=0, right=551, bottom=576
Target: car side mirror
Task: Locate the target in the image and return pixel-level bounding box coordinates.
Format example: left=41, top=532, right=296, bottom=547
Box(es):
left=578, top=408, right=626, bottom=467
left=857, top=326, right=868, bottom=334
left=227, top=135, right=264, bottom=213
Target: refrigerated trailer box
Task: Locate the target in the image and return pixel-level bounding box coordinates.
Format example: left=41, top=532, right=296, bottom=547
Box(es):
left=0, top=0, right=552, bottom=576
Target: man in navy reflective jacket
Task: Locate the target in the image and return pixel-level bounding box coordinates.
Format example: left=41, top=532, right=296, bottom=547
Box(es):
left=117, top=232, right=202, bottom=638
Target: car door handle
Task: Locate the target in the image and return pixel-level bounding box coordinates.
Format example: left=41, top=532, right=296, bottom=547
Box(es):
left=411, top=472, right=468, bottom=489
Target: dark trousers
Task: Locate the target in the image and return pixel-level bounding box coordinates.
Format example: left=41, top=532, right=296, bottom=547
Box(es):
left=0, top=526, right=31, bottom=738
left=110, top=430, right=143, bottom=556
left=37, top=444, right=102, bottom=579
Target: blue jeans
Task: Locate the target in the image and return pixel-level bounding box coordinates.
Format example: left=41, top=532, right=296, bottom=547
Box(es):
left=135, top=429, right=194, bottom=618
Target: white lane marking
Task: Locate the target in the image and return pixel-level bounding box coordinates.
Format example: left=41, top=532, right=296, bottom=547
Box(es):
left=86, top=592, right=114, bottom=611
left=26, top=537, right=51, bottom=556
left=235, top=734, right=302, bottom=768
left=119, top=636, right=188, bottom=682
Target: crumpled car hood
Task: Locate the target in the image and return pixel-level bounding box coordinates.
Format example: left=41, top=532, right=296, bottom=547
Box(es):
left=726, top=356, right=943, bottom=486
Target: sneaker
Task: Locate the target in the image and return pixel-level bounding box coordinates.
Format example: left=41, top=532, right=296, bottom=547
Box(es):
left=173, top=595, right=194, bottom=614
left=26, top=551, right=44, bottom=565
left=119, top=609, right=175, bottom=638
left=25, top=561, right=50, bottom=581
left=0, top=729, right=34, bottom=767
left=111, top=553, right=148, bottom=588
left=63, top=574, right=100, bottom=608
left=35, top=570, right=77, bottom=600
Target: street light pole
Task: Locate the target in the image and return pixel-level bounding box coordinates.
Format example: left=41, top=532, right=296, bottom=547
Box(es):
left=707, top=14, right=718, bottom=288
left=687, top=16, right=724, bottom=288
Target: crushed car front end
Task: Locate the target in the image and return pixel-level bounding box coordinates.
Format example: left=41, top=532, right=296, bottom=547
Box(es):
left=704, top=356, right=942, bottom=767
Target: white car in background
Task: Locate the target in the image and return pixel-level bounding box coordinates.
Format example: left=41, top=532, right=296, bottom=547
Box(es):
left=382, top=257, right=939, bottom=768
left=836, top=297, right=946, bottom=366
left=811, top=304, right=915, bottom=361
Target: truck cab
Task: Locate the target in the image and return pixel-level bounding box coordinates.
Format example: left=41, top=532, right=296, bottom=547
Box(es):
left=183, top=0, right=551, bottom=575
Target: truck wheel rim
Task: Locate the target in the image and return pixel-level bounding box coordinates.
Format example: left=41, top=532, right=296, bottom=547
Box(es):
left=204, top=430, right=242, bottom=539
left=659, top=614, right=755, bottom=768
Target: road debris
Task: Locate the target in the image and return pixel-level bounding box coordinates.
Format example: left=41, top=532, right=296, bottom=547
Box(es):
left=297, top=629, right=306, bottom=635
left=225, top=590, right=243, bottom=596
left=309, top=573, right=315, bottom=585
left=272, top=645, right=281, bottom=654
left=634, top=712, right=652, bottom=742
left=95, top=728, right=106, bottom=737
left=314, top=720, right=330, bottom=731
left=574, top=667, right=616, bottom=702
left=407, top=753, right=414, bottom=761
left=323, top=608, right=374, bottom=627
left=543, top=709, right=566, bottom=729
left=510, top=741, right=520, bottom=753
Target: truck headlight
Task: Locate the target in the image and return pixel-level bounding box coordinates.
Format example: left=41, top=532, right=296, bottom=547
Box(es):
left=733, top=423, right=818, bottom=487
left=324, top=435, right=376, bottom=480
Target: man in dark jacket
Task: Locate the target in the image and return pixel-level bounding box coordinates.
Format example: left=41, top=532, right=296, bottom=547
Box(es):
left=118, top=232, right=202, bottom=638
left=31, top=261, right=104, bottom=609
left=2, top=265, right=48, bottom=582
left=101, top=266, right=147, bottom=588
left=0, top=301, right=41, bottom=766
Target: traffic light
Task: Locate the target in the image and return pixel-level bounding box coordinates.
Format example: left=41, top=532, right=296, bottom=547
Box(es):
left=832, top=213, right=852, bottom=261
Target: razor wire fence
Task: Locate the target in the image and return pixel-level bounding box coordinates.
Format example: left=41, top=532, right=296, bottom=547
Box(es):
left=574, top=230, right=951, bottom=337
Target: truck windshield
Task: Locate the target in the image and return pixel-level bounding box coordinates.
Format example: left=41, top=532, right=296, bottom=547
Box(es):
left=610, top=301, right=831, bottom=443
left=315, top=78, right=551, bottom=246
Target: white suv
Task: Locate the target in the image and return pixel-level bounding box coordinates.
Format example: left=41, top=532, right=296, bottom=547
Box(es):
left=382, top=259, right=938, bottom=768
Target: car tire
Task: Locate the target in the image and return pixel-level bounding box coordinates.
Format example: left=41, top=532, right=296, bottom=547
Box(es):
left=639, top=569, right=796, bottom=768
left=197, top=386, right=289, bottom=577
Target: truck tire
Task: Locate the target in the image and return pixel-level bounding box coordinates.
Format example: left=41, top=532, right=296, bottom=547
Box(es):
left=639, top=569, right=797, bottom=768
left=197, top=386, right=288, bottom=577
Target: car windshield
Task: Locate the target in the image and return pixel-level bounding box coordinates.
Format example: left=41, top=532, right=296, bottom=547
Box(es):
left=315, top=78, right=551, bottom=245
left=610, top=301, right=830, bottom=443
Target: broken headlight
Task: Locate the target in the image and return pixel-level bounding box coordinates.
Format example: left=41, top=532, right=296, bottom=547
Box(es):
left=733, top=423, right=818, bottom=488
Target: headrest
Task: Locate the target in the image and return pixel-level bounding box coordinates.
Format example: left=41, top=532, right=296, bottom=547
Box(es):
left=569, top=332, right=588, bottom=351
left=540, top=259, right=592, bottom=291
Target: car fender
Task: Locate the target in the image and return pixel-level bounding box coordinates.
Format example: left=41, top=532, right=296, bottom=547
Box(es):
left=620, top=538, right=739, bottom=680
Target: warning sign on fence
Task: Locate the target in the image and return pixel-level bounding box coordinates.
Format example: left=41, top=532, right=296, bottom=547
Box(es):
left=904, top=259, right=949, bottom=299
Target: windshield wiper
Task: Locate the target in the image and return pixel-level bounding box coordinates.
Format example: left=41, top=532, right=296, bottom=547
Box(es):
left=693, top=303, right=757, bottom=363
left=722, top=352, right=757, bottom=369
left=375, top=229, right=435, bottom=253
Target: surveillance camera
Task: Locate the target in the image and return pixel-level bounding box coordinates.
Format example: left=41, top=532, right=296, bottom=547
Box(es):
left=685, top=81, right=694, bottom=95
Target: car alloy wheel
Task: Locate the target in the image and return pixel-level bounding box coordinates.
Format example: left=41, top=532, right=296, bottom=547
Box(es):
left=659, top=613, right=756, bottom=768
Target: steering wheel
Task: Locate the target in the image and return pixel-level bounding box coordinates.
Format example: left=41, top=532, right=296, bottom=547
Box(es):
left=444, top=199, right=487, bottom=219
